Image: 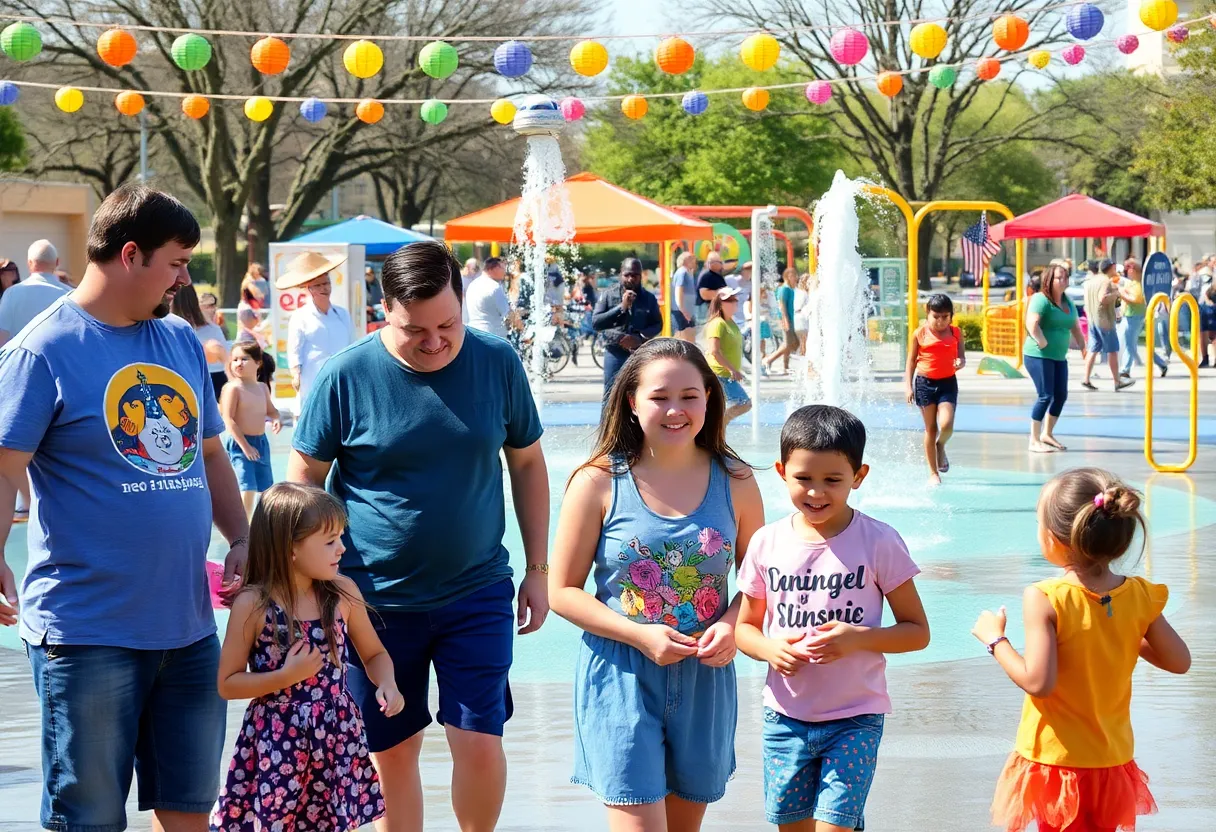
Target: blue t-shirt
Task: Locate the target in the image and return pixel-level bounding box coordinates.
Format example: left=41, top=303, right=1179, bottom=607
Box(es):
left=292, top=328, right=543, bottom=610
left=671, top=267, right=695, bottom=314
left=776, top=285, right=796, bottom=325
left=0, top=298, right=223, bottom=649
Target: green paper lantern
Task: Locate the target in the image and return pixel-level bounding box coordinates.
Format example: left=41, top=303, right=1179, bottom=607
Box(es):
left=171, top=33, right=212, bottom=71
left=928, top=65, right=957, bottom=89
left=419, top=41, right=458, bottom=79
left=420, top=99, right=448, bottom=124
left=1, top=22, right=42, bottom=62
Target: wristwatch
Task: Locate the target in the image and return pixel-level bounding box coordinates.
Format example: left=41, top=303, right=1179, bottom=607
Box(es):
left=526, top=563, right=549, bottom=574
left=986, top=636, right=1009, bottom=655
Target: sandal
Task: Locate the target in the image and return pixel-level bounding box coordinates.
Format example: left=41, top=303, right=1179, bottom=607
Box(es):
left=1081, top=381, right=1097, bottom=391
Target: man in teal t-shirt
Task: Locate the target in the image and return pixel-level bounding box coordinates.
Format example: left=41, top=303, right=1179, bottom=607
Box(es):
left=289, top=240, right=550, bottom=830
left=764, top=268, right=800, bottom=374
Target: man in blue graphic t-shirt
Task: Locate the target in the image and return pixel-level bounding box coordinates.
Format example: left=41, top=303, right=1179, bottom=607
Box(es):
left=0, top=185, right=250, bottom=832
left=288, top=240, right=550, bottom=831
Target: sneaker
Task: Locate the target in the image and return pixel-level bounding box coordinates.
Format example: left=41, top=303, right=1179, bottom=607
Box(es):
left=1116, top=379, right=1135, bottom=391
left=1160, top=365, right=1168, bottom=378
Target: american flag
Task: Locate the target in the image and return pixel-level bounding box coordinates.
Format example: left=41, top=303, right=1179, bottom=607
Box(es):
left=961, top=215, right=1001, bottom=283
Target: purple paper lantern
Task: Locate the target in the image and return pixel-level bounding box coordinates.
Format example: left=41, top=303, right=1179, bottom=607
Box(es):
left=1065, top=4, right=1103, bottom=40
left=494, top=40, right=533, bottom=77
left=805, top=80, right=832, bottom=105
left=1062, top=44, right=1086, bottom=65
left=299, top=97, right=327, bottom=123
left=559, top=96, right=585, bottom=121
left=829, top=28, right=869, bottom=66
left=1116, top=34, right=1140, bottom=54
left=1166, top=25, right=1189, bottom=43
left=0, top=80, right=18, bottom=106
left=681, top=90, right=709, bottom=115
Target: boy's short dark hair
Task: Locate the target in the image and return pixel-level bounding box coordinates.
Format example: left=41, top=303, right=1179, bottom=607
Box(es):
left=926, top=293, right=953, bottom=316
left=87, top=184, right=201, bottom=265
left=381, top=240, right=463, bottom=310
left=780, top=405, right=867, bottom=471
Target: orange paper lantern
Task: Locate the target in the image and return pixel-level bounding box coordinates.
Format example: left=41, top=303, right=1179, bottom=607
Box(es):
left=621, top=95, right=647, bottom=120
left=876, top=71, right=903, bottom=97
left=992, top=15, right=1029, bottom=51
left=741, top=87, right=769, bottom=111
left=976, top=57, right=1001, bottom=80
left=98, top=28, right=137, bottom=67
left=114, top=90, right=144, bottom=116
left=182, top=94, right=210, bottom=119
left=655, top=37, right=695, bottom=74
left=356, top=99, right=384, bottom=124
left=251, top=36, right=290, bottom=75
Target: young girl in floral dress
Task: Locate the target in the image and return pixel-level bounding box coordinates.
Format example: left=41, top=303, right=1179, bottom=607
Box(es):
left=211, top=482, right=404, bottom=832
left=550, top=338, right=765, bottom=831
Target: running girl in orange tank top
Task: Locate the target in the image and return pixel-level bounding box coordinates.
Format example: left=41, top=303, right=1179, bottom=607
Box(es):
left=904, top=294, right=964, bottom=485
left=972, top=468, right=1191, bottom=832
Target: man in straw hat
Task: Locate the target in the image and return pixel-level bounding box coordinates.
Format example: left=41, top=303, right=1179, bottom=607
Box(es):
left=282, top=250, right=354, bottom=415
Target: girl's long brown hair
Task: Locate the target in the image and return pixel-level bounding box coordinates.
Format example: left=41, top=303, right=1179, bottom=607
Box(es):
left=575, top=338, right=749, bottom=481
left=245, top=482, right=363, bottom=657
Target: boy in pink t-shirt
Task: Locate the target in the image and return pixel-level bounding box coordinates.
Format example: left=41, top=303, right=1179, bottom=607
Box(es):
left=737, top=405, right=930, bottom=831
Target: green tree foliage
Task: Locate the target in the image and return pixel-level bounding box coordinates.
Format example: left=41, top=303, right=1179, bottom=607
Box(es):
left=0, top=107, right=24, bottom=171
left=581, top=55, right=842, bottom=205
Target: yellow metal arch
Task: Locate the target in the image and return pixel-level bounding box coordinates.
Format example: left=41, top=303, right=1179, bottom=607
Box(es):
left=1144, top=293, right=1200, bottom=472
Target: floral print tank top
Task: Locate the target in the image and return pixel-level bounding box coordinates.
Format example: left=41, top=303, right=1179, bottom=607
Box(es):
left=593, top=456, right=738, bottom=636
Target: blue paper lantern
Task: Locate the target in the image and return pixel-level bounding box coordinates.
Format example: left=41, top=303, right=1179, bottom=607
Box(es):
left=682, top=90, right=709, bottom=115
left=494, top=40, right=533, bottom=77
left=0, top=81, right=17, bottom=106
left=1065, top=3, right=1104, bottom=40
left=299, top=97, right=327, bottom=123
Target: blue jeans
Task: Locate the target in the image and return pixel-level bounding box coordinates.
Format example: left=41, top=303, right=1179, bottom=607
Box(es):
left=26, top=635, right=225, bottom=832
left=1155, top=317, right=1173, bottom=358
left=1119, top=315, right=1167, bottom=374
left=602, top=345, right=630, bottom=403
left=1025, top=355, right=1068, bottom=422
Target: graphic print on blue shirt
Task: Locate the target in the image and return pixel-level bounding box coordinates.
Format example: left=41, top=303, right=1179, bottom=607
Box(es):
left=106, top=364, right=202, bottom=478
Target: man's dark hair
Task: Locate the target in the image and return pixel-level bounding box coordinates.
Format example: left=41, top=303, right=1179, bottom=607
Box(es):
left=780, top=405, right=867, bottom=471
left=621, top=257, right=642, bottom=276
left=87, top=184, right=201, bottom=264
left=483, top=256, right=504, bottom=271
left=926, top=293, right=953, bottom=315
left=381, top=240, right=463, bottom=309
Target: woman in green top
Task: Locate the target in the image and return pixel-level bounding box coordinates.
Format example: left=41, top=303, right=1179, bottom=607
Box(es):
left=703, top=287, right=751, bottom=423
left=1023, top=264, right=1086, bottom=454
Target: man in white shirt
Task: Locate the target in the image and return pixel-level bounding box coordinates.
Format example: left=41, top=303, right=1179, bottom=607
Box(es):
left=461, top=258, right=480, bottom=323
left=0, top=240, right=68, bottom=347
left=465, top=257, right=517, bottom=340
left=283, top=250, right=354, bottom=416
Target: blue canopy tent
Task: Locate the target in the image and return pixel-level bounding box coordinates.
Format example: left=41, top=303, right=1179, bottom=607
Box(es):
left=291, top=215, right=433, bottom=257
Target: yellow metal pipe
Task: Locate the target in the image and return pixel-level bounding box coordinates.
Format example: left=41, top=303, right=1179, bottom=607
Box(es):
left=1144, top=292, right=1199, bottom=472
left=660, top=240, right=672, bottom=337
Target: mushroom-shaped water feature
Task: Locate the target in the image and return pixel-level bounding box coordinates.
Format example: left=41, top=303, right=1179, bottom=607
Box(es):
left=512, top=94, right=566, bottom=137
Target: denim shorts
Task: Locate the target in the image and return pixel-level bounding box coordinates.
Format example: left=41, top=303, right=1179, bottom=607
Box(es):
left=26, top=635, right=225, bottom=832
left=347, top=577, right=515, bottom=752
left=718, top=376, right=751, bottom=406
left=762, top=707, right=885, bottom=828
left=221, top=432, right=274, bottom=492
left=913, top=374, right=958, bottom=407
left=572, top=632, right=737, bottom=805
left=1087, top=324, right=1119, bottom=355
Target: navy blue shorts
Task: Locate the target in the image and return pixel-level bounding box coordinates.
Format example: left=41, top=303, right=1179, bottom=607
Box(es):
left=348, top=577, right=516, bottom=752
left=670, top=308, right=694, bottom=332
left=221, top=432, right=274, bottom=493
left=913, top=374, right=958, bottom=407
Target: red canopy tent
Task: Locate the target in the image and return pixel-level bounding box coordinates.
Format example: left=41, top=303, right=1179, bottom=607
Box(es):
left=989, top=194, right=1164, bottom=241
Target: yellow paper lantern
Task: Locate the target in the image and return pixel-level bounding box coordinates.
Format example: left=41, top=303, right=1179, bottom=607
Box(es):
left=55, top=86, right=84, bottom=113
left=356, top=99, right=384, bottom=124
left=182, top=95, right=210, bottom=119
left=909, top=23, right=948, bottom=60
left=343, top=39, right=384, bottom=79
left=570, top=40, right=608, bottom=77
left=244, top=96, right=273, bottom=122
left=740, top=33, right=780, bottom=71
left=490, top=98, right=516, bottom=124
left=621, top=94, right=647, bottom=120
left=97, top=28, right=137, bottom=67
left=1139, top=0, right=1178, bottom=31
left=876, top=71, right=903, bottom=97
left=114, top=90, right=144, bottom=116
left=250, top=36, right=290, bottom=75
left=1028, top=49, right=1050, bottom=69
left=742, top=87, right=770, bottom=111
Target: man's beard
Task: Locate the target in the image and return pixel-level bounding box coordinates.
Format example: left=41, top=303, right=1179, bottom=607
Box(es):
left=152, top=301, right=172, bottom=319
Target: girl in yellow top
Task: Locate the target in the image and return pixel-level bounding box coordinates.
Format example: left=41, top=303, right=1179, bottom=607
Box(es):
left=972, top=468, right=1191, bottom=832
left=703, top=287, right=751, bottom=423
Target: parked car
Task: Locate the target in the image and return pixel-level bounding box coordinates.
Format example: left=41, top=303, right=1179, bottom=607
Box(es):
left=959, top=268, right=1016, bottom=289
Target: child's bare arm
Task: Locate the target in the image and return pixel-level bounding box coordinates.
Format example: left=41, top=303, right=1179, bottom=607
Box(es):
left=340, top=576, right=403, bottom=715
left=904, top=335, right=920, bottom=402
left=217, top=590, right=317, bottom=699
left=955, top=327, right=966, bottom=368
left=975, top=586, right=1057, bottom=697
left=736, top=592, right=810, bottom=676
left=263, top=386, right=281, bottom=434
left=804, top=578, right=930, bottom=662
left=1140, top=614, right=1191, bottom=674
left=219, top=385, right=257, bottom=459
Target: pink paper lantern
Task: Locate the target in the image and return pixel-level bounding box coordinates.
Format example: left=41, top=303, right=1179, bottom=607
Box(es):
left=1166, top=24, right=1189, bottom=43
left=829, top=28, right=870, bottom=66
left=805, top=80, right=832, bottom=105
left=1062, top=45, right=1085, bottom=65
left=559, top=96, right=585, bottom=121
left=1116, top=34, right=1139, bottom=54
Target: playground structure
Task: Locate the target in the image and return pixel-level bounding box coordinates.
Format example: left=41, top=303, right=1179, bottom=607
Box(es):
left=1145, top=292, right=1200, bottom=473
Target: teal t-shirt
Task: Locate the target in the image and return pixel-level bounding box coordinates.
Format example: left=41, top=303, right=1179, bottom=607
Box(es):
left=776, top=285, right=795, bottom=326
left=1023, top=293, right=1078, bottom=361
left=293, top=329, right=543, bottom=610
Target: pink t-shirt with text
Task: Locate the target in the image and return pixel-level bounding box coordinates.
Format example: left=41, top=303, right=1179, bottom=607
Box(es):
left=737, top=510, right=920, bottom=723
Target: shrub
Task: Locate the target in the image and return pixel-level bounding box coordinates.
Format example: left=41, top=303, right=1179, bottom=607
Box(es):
left=953, top=312, right=984, bottom=351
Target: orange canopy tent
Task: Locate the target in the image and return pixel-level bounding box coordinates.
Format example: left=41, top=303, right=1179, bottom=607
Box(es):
left=443, top=172, right=714, bottom=244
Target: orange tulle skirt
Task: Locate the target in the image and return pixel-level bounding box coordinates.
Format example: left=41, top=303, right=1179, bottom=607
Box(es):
left=992, top=753, right=1157, bottom=832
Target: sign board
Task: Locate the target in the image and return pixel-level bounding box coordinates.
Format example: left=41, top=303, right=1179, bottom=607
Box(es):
left=1142, top=251, right=1173, bottom=304
left=268, top=243, right=366, bottom=401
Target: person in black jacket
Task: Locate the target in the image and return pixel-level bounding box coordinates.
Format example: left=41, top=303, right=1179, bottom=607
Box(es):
left=593, top=258, right=662, bottom=401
